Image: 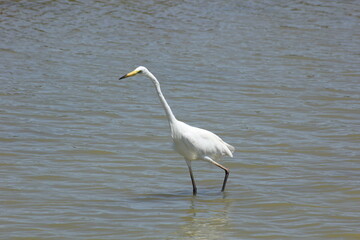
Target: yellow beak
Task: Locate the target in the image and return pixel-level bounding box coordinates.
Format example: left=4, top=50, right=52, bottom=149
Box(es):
left=119, top=70, right=140, bottom=80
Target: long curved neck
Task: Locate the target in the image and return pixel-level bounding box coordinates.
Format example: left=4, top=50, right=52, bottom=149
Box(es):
left=145, top=70, right=177, bottom=125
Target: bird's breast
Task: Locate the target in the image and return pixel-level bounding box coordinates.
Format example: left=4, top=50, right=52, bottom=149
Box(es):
left=172, top=136, right=198, bottom=160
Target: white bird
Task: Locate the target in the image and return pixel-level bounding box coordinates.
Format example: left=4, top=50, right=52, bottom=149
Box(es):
left=119, top=66, right=235, bottom=195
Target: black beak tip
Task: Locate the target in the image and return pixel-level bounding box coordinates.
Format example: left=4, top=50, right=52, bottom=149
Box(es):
left=119, top=75, right=126, bottom=80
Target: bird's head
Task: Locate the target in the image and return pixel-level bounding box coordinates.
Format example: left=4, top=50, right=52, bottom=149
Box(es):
left=119, top=66, right=147, bottom=80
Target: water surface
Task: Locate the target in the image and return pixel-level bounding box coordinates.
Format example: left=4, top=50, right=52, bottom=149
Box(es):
left=1, top=0, right=359, bottom=239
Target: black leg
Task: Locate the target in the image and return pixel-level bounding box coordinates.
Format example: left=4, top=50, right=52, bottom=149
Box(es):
left=221, top=168, right=230, bottom=192
left=203, top=156, right=230, bottom=192
left=185, top=159, right=197, bottom=195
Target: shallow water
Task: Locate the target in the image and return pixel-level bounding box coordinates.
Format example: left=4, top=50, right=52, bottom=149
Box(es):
left=1, top=0, right=359, bottom=239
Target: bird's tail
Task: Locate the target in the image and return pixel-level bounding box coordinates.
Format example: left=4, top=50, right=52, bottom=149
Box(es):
left=225, top=143, right=235, bottom=157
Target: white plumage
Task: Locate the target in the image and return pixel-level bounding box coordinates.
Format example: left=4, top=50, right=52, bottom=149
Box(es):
left=172, top=120, right=234, bottom=160
left=119, top=66, right=235, bottom=195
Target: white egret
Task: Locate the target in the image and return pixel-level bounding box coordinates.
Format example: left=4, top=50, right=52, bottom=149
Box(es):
left=119, top=66, right=235, bottom=195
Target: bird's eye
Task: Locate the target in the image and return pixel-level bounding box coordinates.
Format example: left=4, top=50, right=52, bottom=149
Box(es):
left=138, top=70, right=143, bottom=73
